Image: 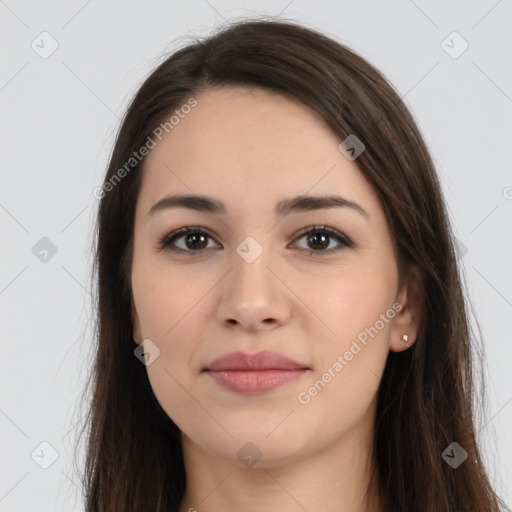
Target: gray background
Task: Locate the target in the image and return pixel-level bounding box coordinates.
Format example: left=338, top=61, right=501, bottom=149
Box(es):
left=1, top=0, right=511, bottom=510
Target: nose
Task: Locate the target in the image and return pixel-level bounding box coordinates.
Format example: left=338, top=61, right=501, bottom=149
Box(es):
left=215, top=243, right=292, bottom=332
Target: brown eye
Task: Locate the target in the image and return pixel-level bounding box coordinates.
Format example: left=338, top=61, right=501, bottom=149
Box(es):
left=182, top=232, right=208, bottom=250
left=306, top=232, right=329, bottom=250
left=293, top=226, right=352, bottom=254
left=158, top=225, right=351, bottom=256
left=158, top=227, right=220, bottom=253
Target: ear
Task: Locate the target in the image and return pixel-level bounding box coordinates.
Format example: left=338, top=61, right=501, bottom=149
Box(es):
left=131, top=295, right=143, bottom=345
left=389, top=264, right=422, bottom=352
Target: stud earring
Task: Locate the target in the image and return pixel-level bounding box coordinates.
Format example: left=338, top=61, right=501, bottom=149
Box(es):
left=401, top=334, right=410, bottom=348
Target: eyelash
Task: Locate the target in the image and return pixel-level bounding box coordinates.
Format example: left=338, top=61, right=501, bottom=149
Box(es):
left=156, top=225, right=352, bottom=256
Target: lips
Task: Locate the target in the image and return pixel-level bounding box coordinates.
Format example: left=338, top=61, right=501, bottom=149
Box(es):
left=203, top=350, right=310, bottom=394
left=203, top=350, right=308, bottom=372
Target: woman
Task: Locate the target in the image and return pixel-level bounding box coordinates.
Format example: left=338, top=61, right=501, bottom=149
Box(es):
left=79, top=18, right=510, bottom=512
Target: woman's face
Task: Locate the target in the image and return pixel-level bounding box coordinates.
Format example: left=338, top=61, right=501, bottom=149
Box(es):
left=131, top=86, right=414, bottom=468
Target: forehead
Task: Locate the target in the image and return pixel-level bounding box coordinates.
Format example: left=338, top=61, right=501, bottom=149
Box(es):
left=137, top=86, right=381, bottom=220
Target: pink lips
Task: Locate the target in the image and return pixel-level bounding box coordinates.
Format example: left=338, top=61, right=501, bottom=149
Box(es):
left=203, top=350, right=309, bottom=394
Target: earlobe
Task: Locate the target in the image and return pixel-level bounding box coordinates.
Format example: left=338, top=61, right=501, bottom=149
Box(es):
left=389, top=265, right=422, bottom=352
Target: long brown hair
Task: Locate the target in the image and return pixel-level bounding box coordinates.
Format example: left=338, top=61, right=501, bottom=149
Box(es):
left=77, top=17, right=510, bottom=511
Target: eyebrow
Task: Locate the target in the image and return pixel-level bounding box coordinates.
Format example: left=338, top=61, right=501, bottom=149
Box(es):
left=147, top=194, right=370, bottom=220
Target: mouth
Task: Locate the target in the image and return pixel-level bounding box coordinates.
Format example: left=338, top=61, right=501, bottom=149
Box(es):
left=202, top=350, right=310, bottom=394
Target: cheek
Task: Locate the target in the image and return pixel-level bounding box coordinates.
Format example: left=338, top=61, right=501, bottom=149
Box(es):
left=132, top=263, right=208, bottom=379
left=132, top=257, right=202, bottom=337
left=140, top=305, right=204, bottom=431
left=303, top=267, right=396, bottom=389
left=301, top=267, right=394, bottom=339
left=297, top=293, right=393, bottom=434
left=132, top=268, right=200, bottom=413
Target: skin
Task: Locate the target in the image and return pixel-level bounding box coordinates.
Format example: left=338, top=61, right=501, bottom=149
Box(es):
left=131, top=86, right=421, bottom=512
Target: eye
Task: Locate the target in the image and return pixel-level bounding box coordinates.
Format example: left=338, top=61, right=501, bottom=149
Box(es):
left=291, top=225, right=352, bottom=255
left=157, top=226, right=220, bottom=254
left=157, top=225, right=352, bottom=255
